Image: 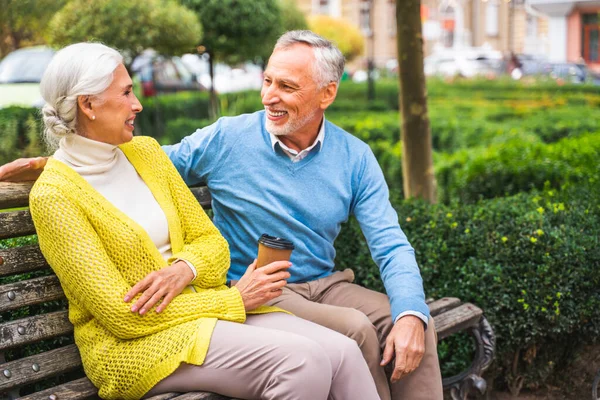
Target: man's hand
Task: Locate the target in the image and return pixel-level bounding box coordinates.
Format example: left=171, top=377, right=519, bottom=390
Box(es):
left=380, top=315, right=425, bottom=383
left=0, top=157, right=48, bottom=182
left=124, top=261, right=194, bottom=314
left=234, top=259, right=291, bottom=311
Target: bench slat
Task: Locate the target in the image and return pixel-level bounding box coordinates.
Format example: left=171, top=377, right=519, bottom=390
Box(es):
left=0, top=211, right=35, bottom=240
left=0, top=182, right=33, bottom=210
left=17, top=377, right=99, bottom=400
left=0, top=311, right=72, bottom=352
left=428, top=297, right=461, bottom=317
left=189, top=187, right=212, bottom=210
left=0, top=275, right=65, bottom=313
left=434, top=303, right=483, bottom=340
left=0, top=344, right=81, bottom=392
left=0, top=245, right=48, bottom=277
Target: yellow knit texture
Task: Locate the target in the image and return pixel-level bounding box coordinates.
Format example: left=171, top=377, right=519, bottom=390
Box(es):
left=29, top=137, right=276, bottom=399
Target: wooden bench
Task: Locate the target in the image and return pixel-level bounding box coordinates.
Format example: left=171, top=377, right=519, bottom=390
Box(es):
left=0, top=182, right=496, bottom=400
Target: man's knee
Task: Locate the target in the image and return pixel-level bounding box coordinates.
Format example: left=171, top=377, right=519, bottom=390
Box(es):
left=338, top=309, right=380, bottom=349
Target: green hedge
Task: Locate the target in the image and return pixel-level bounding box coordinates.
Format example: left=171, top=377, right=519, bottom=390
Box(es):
left=436, top=133, right=600, bottom=203
left=0, top=107, right=46, bottom=165
left=335, top=179, right=600, bottom=389
left=136, top=92, right=211, bottom=140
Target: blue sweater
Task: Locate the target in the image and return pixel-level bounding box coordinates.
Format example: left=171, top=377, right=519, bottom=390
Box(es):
left=163, top=111, right=428, bottom=322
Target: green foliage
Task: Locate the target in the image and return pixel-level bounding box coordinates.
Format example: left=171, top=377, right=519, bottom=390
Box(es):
left=162, top=117, right=213, bottom=145
left=136, top=91, right=211, bottom=140
left=0, top=0, right=66, bottom=57
left=436, top=133, right=600, bottom=203
left=335, top=181, right=600, bottom=388
left=182, top=0, right=281, bottom=65
left=47, top=0, right=201, bottom=69
left=0, top=107, right=46, bottom=165
left=278, top=0, right=308, bottom=33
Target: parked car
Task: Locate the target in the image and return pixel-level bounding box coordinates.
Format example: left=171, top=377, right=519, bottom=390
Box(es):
left=130, top=50, right=205, bottom=97
left=424, top=47, right=503, bottom=78
left=181, top=53, right=264, bottom=93
left=0, top=46, right=54, bottom=108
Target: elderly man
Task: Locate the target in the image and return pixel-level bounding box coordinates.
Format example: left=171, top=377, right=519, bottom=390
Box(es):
left=0, top=31, right=442, bottom=400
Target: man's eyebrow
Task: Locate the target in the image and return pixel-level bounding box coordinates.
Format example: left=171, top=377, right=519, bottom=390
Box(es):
left=122, top=84, right=133, bottom=91
left=279, top=78, right=299, bottom=87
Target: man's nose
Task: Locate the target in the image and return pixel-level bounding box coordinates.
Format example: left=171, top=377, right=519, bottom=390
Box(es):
left=262, top=85, right=280, bottom=105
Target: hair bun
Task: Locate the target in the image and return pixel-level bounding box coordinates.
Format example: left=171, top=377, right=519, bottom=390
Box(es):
left=42, top=103, right=75, bottom=141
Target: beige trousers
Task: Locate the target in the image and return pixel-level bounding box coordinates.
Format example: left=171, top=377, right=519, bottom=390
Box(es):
left=266, top=269, right=444, bottom=400
left=145, top=312, right=380, bottom=400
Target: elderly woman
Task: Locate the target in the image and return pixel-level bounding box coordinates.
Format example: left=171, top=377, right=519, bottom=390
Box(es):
left=29, top=42, right=379, bottom=400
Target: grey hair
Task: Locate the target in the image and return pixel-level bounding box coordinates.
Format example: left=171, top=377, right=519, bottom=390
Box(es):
left=40, top=42, right=123, bottom=148
left=274, top=30, right=345, bottom=88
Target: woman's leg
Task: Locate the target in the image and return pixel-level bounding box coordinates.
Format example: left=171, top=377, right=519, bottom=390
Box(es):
left=145, top=318, right=333, bottom=400
left=245, top=313, right=380, bottom=400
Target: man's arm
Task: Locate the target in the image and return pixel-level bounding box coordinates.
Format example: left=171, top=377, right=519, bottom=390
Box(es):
left=0, top=157, right=48, bottom=182
left=351, top=146, right=429, bottom=379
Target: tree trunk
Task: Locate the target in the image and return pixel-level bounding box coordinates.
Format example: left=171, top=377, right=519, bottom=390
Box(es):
left=396, top=0, right=436, bottom=203
left=207, top=51, right=218, bottom=119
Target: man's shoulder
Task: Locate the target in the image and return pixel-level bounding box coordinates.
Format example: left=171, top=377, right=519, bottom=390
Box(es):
left=216, top=110, right=265, bottom=135
left=325, top=119, right=371, bottom=155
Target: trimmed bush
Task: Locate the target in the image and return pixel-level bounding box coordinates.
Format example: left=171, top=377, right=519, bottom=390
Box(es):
left=0, top=107, right=46, bottom=165
left=136, top=92, right=211, bottom=139
left=436, top=133, right=600, bottom=203
left=335, top=180, right=600, bottom=389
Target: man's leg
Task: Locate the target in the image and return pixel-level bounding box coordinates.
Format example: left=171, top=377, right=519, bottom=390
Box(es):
left=317, top=269, right=443, bottom=400
left=268, top=279, right=392, bottom=400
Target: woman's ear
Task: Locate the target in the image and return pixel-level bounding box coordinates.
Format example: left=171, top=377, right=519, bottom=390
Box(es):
left=77, top=95, right=95, bottom=121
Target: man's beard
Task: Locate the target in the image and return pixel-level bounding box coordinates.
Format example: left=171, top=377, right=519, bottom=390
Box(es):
left=265, top=108, right=318, bottom=137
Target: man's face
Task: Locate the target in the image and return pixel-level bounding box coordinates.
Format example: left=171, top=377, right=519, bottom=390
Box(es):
left=261, top=44, right=324, bottom=137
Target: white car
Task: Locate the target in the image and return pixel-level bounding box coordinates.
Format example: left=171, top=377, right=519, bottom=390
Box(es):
left=0, top=46, right=55, bottom=108
left=424, top=48, right=503, bottom=78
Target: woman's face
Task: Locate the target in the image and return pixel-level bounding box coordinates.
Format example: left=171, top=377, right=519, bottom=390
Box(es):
left=88, top=64, right=143, bottom=145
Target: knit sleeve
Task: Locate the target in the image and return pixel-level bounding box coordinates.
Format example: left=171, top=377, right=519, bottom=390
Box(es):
left=140, top=137, right=232, bottom=288
left=30, top=184, right=246, bottom=340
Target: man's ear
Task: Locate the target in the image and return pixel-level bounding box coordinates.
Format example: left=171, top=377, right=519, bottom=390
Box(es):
left=319, top=82, right=338, bottom=110
left=77, top=95, right=95, bottom=121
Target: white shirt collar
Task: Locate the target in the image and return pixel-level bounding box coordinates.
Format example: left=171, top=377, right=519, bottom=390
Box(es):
left=268, top=117, right=326, bottom=162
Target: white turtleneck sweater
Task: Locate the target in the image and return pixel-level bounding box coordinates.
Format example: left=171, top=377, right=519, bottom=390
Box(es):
left=54, top=134, right=196, bottom=277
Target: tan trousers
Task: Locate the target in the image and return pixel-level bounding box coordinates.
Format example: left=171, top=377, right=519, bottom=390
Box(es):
left=266, top=269, right=444, bottom=400
left=145, top=312, right=379, bottom=400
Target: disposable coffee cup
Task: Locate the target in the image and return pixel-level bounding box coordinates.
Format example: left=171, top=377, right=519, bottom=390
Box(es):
left=256, top=234, right=295, bottom=268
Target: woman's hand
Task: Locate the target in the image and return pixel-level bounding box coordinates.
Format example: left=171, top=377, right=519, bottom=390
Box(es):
left=124, top=261, right=194, bottom=314
left=0, top=157, right=48, bottom=181
left=234, top=259, right=291, bottom=311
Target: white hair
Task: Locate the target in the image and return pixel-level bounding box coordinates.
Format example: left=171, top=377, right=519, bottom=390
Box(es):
left=40, top=42, right=123, bottom=147
left=274, top=30, right=345, bottom=88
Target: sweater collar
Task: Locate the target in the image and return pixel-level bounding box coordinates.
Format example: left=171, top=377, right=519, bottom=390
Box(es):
left=268, top=116, right=326, bottom=155
left=54, top=134, right=119, bottom=174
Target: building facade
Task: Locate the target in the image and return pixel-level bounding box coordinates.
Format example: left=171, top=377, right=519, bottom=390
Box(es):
left=294, top=0, right=548, bottom=68
left=529, top=0, right=600, bottom=69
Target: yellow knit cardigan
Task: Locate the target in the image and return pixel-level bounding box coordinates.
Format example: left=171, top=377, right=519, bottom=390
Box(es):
left=30, top=136, right=277, bottom=399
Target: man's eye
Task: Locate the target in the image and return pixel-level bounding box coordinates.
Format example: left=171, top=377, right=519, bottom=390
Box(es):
left=124, top=90, right=131, bottom=96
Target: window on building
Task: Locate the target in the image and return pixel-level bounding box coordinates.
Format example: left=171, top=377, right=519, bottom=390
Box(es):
left=582, top=13, right=599, bottom=63
left=317, top=0, right=330, bottom=15
left=526, top=14, right=537, bottom=38
left=360, top=0, right=372, bottom=35
left=485, top=0, right=499, bottom=37
left=388, top=0, right=396, bottom=36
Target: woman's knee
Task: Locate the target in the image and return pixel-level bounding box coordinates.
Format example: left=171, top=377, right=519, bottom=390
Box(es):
left=271, top=336, right=332, bottom=394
